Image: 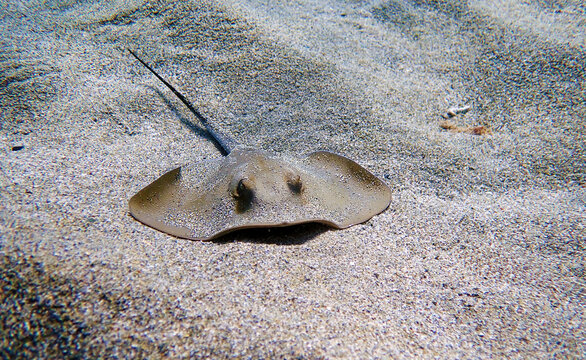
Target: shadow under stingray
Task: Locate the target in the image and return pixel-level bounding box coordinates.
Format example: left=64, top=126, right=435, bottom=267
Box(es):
left=212, top=222, right=331, bottom=245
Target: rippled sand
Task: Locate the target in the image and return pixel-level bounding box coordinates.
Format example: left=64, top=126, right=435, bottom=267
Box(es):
left=1, top=1, right=584, bottom=358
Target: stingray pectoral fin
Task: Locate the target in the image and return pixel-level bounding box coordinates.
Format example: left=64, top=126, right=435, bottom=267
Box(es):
left=306, top=151, right=392, bottom=228
left=129, top=167, right=192, bottom=239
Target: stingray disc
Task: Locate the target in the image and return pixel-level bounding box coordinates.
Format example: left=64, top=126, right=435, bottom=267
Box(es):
left=129, top=148, right=391, bottom=240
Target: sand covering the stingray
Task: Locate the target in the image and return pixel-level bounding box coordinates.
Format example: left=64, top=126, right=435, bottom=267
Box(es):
left=130, top=148, right=391, bottom=240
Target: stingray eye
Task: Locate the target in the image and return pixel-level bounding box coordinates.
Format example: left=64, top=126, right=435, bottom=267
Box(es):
left=230, top=177, right=255, bottom=213
left=231, top=177, right=255, bottom=199
left=285, top=172, right=303, bottom=194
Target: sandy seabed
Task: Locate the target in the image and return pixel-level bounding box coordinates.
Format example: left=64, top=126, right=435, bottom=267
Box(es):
left=1, top=0, right=584, bottom=358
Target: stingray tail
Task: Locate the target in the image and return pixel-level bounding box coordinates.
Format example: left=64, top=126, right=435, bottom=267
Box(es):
left=128, top=49, right=232, bottom=156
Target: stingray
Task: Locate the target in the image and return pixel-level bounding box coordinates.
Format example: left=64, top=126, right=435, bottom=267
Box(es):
left=128, top=49, right=391, bottom=241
